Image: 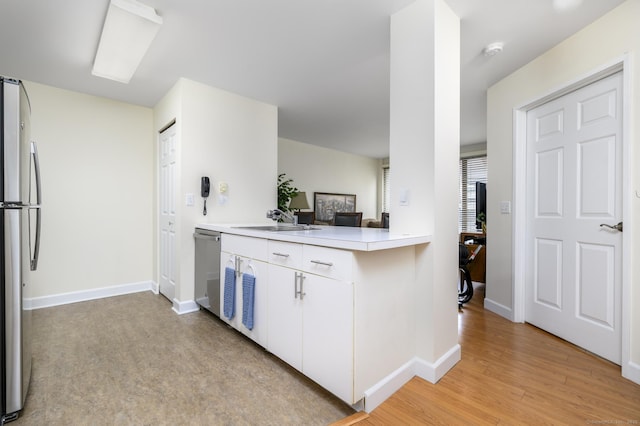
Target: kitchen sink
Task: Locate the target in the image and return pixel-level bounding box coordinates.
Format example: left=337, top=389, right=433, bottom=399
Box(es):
left=233, top=225, right=320, bottom=232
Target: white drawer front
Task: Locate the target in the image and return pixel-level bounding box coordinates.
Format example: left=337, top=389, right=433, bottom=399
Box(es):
left=222, top=234, right=268, bottom=261
left=302, top=245, right=353, bottom=281
left=268, top=240, right=302, bottom=269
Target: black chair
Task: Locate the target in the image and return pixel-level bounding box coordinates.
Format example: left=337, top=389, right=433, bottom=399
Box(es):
left=381, top=212, right=389, bottom=229
left=294, top=211, right=315, bottom=225
left=333, top=212, right=363, bottom=227
left=458, top=243, right=474, bottom=309
left=459, top=242, right=484, bottom=309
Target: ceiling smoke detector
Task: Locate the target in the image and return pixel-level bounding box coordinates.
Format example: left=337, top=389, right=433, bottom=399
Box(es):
left=483, top=42, right=504, bottom=57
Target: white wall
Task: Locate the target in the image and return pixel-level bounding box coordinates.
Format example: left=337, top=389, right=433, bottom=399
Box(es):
left=25, top=81, right=154, bottom=299
left=277, top=138, right=380, bottom=220
left=486, top=0, right=640, bottom=381
left=154, top=78, right=278, bottom=305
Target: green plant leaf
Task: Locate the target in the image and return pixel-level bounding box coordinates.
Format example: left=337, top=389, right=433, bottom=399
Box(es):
left=277, top=173, right=298, bottom=212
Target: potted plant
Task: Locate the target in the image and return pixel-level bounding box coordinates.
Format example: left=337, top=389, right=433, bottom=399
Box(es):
left=477, top=212, right=486, bottom=234
left=277, top=173, right=298, bottom=212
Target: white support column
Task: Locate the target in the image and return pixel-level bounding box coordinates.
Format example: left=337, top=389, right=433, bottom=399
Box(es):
left=390, top=0, right=460, bottom=381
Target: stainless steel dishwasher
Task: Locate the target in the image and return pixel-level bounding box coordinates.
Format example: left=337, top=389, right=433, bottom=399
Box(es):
left=194, top=228, right=221, bottom=316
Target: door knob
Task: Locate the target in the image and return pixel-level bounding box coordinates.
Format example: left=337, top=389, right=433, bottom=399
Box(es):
left=600, top=222, right=623, bottom=232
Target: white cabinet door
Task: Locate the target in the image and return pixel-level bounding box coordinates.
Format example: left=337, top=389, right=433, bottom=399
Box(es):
left=268, top=240, right=302, bottom=269
left=302, top=245, right=353, bottom=282
left=220, top=252, right=269, bottom=347
left=228, top=238, right=355, bottom=403
left=302, top=274, right=353, bottom=403
left=267, top=264, right=303, bottom=370
left=237, top=257, right=268, bottom=347
left=223, top=234, right=268, bottom=262
left=220, top=251, right=239, bottom=328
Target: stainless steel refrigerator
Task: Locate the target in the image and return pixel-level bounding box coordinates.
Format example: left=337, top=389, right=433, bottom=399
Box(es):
left=0, top=77, right=41, bottom=424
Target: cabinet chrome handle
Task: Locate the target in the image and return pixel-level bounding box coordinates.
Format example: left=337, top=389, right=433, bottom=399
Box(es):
left=294, top=272, right=306, bottom=300
left=310, top=259, right=333, bottom=267
left=294, top=272, right=301, bottom=299
left=299, top=273, right=306, bottom=300
left=234, top=256, right=242, bottom=277
left=600, top=222, right=623, bottom=232
left=272, top=252, right=290, bottom=258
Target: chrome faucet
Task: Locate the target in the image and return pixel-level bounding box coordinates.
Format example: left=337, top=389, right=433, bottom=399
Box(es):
left=266, top=209, right=298, bottom=225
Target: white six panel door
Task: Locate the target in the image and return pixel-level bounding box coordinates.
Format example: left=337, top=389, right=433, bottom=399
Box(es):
left=159, top=124, right=178, bottom=301
left=525, top=72, right=623, bottom=363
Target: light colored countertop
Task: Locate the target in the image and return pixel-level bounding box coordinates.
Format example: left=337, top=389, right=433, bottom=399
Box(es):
left=195, top=223, right=431, bottom=251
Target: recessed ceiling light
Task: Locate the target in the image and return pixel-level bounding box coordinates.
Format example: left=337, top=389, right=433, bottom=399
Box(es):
left=483, top=42, right=504, bottom=57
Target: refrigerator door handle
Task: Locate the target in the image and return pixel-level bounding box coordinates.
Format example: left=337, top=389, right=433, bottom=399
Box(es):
left=31, top=141, right=42, bottom=205
left=30, top=141, right=41, bottom=271
left=30, top=207, right=41, bottom=271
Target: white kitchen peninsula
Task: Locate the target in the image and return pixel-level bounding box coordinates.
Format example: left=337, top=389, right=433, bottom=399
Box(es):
left=196, top=223, right=432, bottom=411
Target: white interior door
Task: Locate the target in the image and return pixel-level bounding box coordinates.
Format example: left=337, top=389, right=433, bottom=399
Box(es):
left=159, top=123, right=178, bottom=302
left=525, top=72, right=623, bottom=364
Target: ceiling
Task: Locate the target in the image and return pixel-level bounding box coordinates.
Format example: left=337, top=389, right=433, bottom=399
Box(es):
left=0, top=0, right=625, bottom=158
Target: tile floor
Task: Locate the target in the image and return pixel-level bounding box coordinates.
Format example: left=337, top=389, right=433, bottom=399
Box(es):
left=13, top=291, right=354, bottom=425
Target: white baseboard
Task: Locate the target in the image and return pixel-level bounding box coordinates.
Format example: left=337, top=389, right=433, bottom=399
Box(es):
left=363, top=359, right=415, bottom=413
left=363, top=344, right=461, bottom=413
left=623, top=361, right=640, bottom=385
left=172, top=298, right=200, bottom=315
left=26, top=281, right=154, bottom=310
left=414, top=344, right=461, bottom=383
left=24, top=279, right=200, bottom=317
left=484, top=297, right=513, bottom=321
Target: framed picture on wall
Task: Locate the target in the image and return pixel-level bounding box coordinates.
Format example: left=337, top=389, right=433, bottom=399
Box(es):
left=313, top=192, right=356, bottom=222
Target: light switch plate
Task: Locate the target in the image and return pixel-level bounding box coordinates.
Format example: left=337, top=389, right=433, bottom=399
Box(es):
left=500, top=201, right=511, bottom=214
left=186, top=193, right=195, bottom=206
left=399, top=189, right=410, bottom=206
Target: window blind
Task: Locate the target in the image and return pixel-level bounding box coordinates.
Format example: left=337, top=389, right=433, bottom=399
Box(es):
left=459, top=156, right=487, bottom=232
left=382, top=167, right=390, bottom=213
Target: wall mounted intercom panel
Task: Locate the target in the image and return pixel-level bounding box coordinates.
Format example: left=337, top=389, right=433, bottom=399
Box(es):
left=201, top=176, right=210, bottom=215
left=201, top=176, right=210, bottom=198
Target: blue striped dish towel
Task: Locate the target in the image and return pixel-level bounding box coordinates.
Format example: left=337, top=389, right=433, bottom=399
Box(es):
left=223, top=266, right=236, bottom=320
left=242, top=273, right=256, bottom=330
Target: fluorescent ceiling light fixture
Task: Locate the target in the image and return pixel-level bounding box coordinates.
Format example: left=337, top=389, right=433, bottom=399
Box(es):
left=92, top=0, right=162, bottom=83
left=553, top=0, right=583, bottom=12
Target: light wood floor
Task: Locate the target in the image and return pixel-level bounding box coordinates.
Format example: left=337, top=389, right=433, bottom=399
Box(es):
left=351, top=285, right=640, bottom=425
